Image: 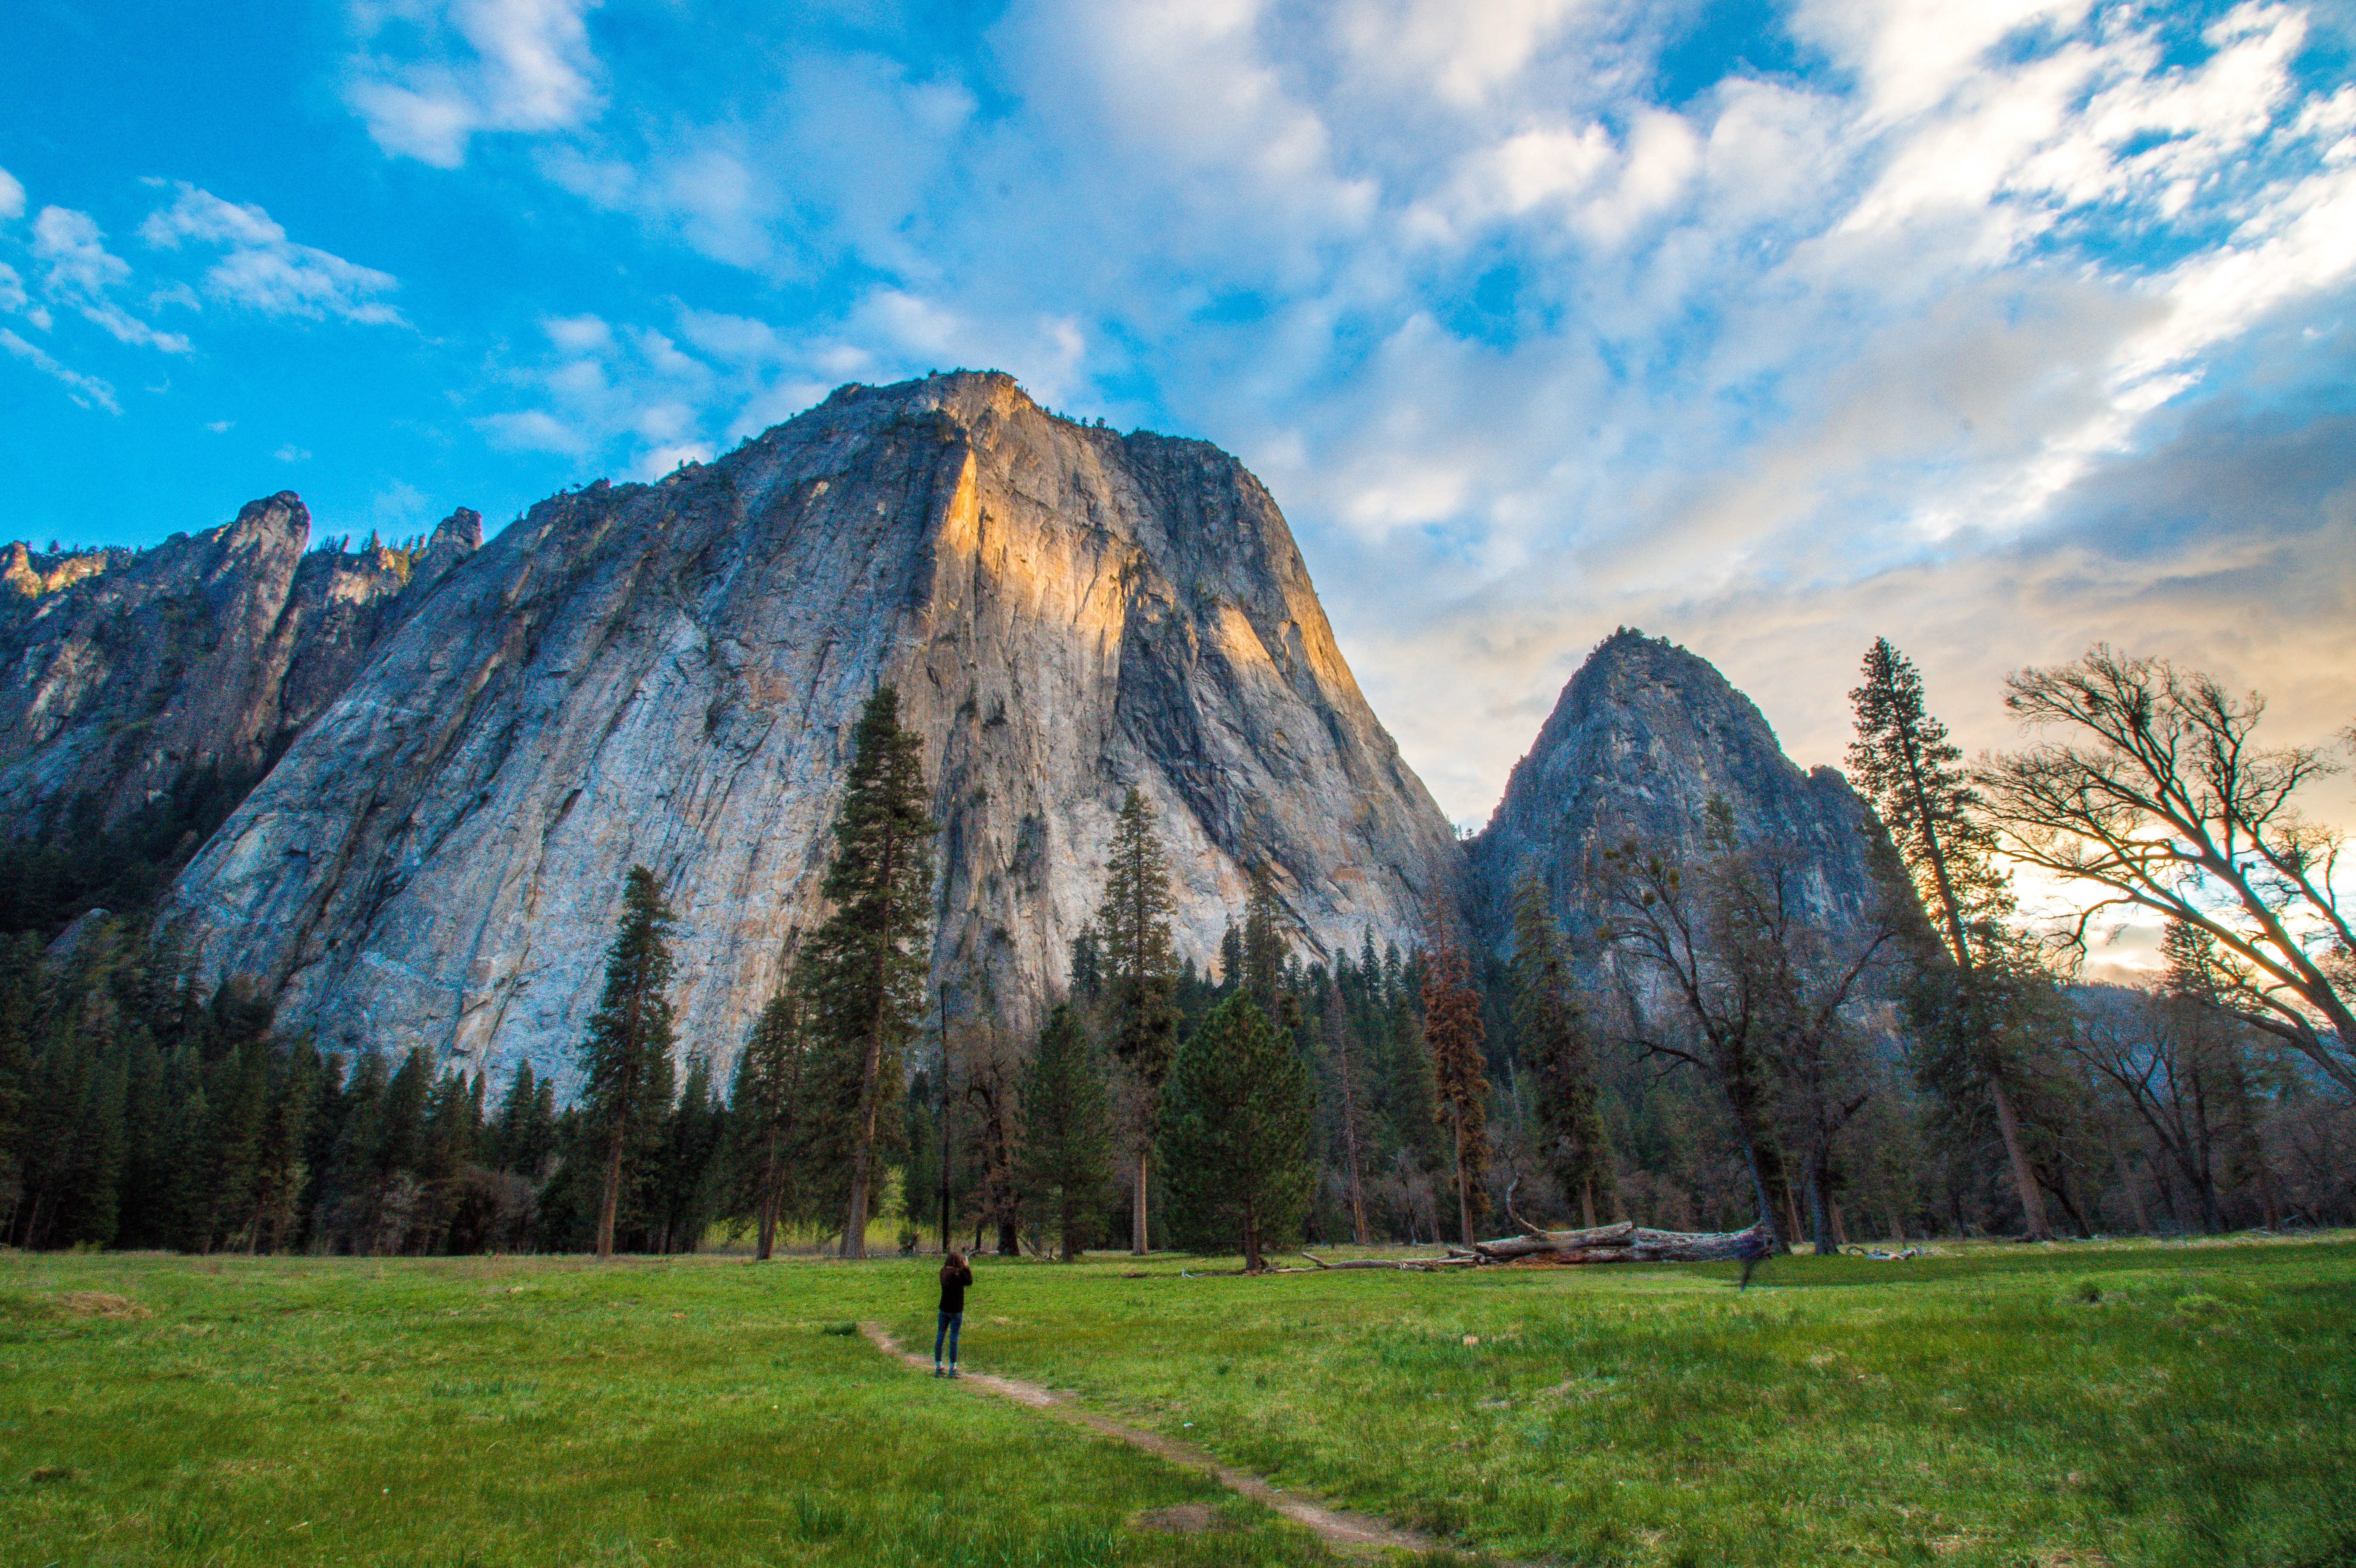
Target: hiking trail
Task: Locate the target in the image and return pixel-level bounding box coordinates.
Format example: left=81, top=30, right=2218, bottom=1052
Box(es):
left=856, top=1319, right=1521, bottom=1563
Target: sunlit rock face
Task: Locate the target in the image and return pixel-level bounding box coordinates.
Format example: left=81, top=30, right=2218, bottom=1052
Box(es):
left=1466, top=629, right=1883, bottom=955
left=0, top=494, right=479, bottom=834
left=162, top=372, right=1464, bottom=1084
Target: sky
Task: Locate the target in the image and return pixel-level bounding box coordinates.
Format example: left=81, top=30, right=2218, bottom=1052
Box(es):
left=5, top=0, right=2353, bottom=935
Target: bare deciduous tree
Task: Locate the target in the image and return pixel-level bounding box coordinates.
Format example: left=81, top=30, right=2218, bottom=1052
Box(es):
left=1981, top=648, right=2354, bottom=1097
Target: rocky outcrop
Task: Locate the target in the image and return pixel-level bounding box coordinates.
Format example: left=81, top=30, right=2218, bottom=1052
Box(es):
left=0, top=496, right=481, bottom=834
left=162, top=372, right=1463, bottom=1085
left=1466, top=629, right=1880, bottom=953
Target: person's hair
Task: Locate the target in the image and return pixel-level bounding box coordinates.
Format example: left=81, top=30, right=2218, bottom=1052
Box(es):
left=945, top=1250, right=965, bottom=1268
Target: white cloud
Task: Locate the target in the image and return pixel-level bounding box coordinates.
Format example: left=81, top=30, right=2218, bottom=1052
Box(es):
left=0, top=165, right=23, bottom=222
left=141, top=185, right=404, bottom=325
left=2, top=326, right=120, bottom=413
left=31, top=206, right=191, bottom=353
left=368, top=479, right=435, bottom=531
left=380, top=0, right=2355, bottom=835
left=275, top=444, right=312, bottom=463
left=32, top=206, right=130, bottom=299
left=348, top=0, right=602, bottom=167
left=632, top=442, right=714, bottom=480
left=0, top=262, right=48, bottom=329
left=481, top=408, right=585, bottom=453
left=205, top=419, right=234, bottom=433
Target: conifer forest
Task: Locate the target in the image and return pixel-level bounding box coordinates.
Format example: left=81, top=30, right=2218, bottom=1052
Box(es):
left=4, top=639, right=2349, bottom=1264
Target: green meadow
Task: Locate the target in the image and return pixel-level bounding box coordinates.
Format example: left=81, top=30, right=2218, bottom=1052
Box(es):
left=4, top=1236, right=2352, bottom=1567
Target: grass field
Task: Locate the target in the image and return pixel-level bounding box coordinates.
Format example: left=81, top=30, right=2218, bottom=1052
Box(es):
left=4, top=1236, right=2352, bottom=1566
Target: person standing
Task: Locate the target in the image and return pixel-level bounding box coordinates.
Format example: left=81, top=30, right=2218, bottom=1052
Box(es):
left=934, top=1250, right=973, bottom=1377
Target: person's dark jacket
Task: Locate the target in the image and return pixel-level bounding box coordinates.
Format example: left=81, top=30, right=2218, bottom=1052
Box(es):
left=938, top=1262, right=973, bottom=1315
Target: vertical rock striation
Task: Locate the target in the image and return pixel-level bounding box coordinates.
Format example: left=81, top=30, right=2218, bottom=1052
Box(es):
left=1466, top=629, right=1880, bottom=954
left=162, top=372, right=1464, bottom=1085
left=0, top=495, right=481, bottom=833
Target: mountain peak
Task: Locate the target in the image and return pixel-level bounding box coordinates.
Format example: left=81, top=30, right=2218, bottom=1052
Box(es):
left=164, top=386, right=1459, bottom=1081
left=1468, top=629, right=1878, bottom=951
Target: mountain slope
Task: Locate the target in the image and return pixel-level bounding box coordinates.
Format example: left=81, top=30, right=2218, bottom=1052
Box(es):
left=1466, top=629, right=1880, bottom=952
left=162, top=372, right=1464, bottom=1083
left=0, top=495, right=480, bottom=835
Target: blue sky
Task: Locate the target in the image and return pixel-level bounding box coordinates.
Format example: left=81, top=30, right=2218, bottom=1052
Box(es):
left=5, top=0, right=2353, bottom=877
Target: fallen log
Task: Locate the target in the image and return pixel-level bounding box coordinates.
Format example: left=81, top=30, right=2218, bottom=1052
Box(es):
left=1472, top=1220, right=1770, bottom=1264
left=1296, top=1219, right=1772, bottom=1276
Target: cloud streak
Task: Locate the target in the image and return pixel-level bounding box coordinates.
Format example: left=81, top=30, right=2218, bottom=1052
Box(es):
left=347, top=0, right=602, bottom=167
left=1, top=326, right=120, bottom=413
left=140, top=185, right=405, bottom=326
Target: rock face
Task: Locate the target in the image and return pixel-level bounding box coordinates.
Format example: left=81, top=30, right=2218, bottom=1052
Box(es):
left=163, top=372, right=1464, bottom=1085
left=0, top=496, right=481, bottom=833
left=1466, top=629, right=1880, bottom=952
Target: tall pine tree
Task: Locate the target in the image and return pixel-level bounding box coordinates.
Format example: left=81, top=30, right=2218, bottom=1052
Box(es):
left=1322, top=978, right=1374, bottom=1245
left=728, top=986, right=815, bottom=1261
left=1849, top=638, right=2051, bottom=1240
left=1159, top=994, right=1311, bottom=1271
left=1241, top=864, right=1289, bottom=1015
left=1422, top=938, right=1488, bottom=1245
left=801, top=686, right=938, bottom=1259
left=1092, top=787, right=1178, bottom=1254
left=578, top=865, right=680, bottom=1259
left=1510, top=874, right=1615, bottom=1227
left=1016, top=1003, right=1115, bottom=1260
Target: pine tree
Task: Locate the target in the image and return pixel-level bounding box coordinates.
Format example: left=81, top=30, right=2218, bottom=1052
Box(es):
left=1067, top=924, right=1102, bottom=1002
left=1242, top=863, right=1289, bottom=1015
left=490, top=1062, right=538, bottom=1173
left=248, top=1039, right=319, bottom=1253
left=1849, top=638, right=2051, bottom=1239
left=1017, top=1003, right=1115, bottom=1259
left=802, top=687, right=938, bottom=1258
left=1422, top=939, right=1489, bottom=1245
left=1510, top=874, right=1615, bottom=1227
left=200, top=1032, right=272, bottom=1251
left=652, top=1055, right=723, bottom=1252
left=1093, top=787, right=1178, bottom=1254
left=728, top=987, right=814, bottom=1260
left=1159, top=995, right=1311, bottom=1271
left=1322, top=979, right=1374, bottom=1245
left=578, top=865, right=680, bottom=1259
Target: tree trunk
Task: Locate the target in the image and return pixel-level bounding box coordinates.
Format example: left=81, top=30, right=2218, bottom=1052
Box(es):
left=843, top=1018, right=884, bottom=1258
left=1988, top=1073, right=2051, bottom=1239
left=1729, top=1112, right=1782, bottom=1253
left=1806, top=1155, right=1835, bottom=1256
left=1132, top=1147, right=1150, bottom=1257
left=1580, top=1181, right=1597, bottom=1230
left=596, top=1129, right=623, bottom=1260
left=756, top=1154, right=778, bottom=1260
left=1452, top=1108, right=1474, bottom=1247
left=1454, top=1219, right=1773, bottom=1264
left=2104, top=1125, right=2150, bottom=1232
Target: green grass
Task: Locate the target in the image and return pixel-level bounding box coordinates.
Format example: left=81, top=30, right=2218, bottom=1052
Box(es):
left=0, top=1254, right=1348, bottom=1567
left=4, top=1238, right=2353, bottom=1566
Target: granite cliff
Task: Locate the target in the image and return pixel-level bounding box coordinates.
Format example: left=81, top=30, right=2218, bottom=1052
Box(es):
left=1466, top=629, right=1880, bottom=954
left=0, top=495, right=480, bottom=834
left=162, top=372, right=1464, bottom=1084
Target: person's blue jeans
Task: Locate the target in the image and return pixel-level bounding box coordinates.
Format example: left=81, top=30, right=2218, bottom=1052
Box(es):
left=934, top=1310, right=963, bottom=1366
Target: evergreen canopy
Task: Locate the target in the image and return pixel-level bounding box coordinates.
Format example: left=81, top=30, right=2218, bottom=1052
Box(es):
left=1158, top=993, right=1310, bottom=1271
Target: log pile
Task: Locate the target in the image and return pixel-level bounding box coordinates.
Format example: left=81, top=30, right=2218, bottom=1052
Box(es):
left=1300, top=1217, right=1773, bottom=1274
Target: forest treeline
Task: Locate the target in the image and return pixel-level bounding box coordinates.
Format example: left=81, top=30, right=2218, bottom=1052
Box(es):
left=3, top=645, right=2351, bottom=1258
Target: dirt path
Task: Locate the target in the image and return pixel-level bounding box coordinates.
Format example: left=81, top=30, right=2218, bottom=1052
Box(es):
left=857, top=1319, right=1514, bottom=1562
